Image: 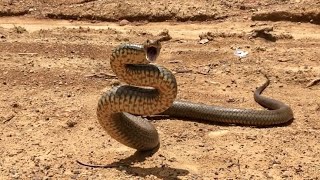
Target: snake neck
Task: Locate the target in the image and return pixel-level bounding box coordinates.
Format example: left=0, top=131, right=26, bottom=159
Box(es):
left=107, top=43, right=178, bottom=115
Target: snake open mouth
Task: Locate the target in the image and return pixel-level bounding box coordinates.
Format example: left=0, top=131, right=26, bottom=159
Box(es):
left=146, top=46, right=159, bottom=62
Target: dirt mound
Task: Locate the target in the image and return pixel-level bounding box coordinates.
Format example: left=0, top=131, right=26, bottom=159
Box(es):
left=1, top=1, right=320, bottom=24
left=252, top=10, right=320, bottom=24
left=44, top=1, right=228, bottom=22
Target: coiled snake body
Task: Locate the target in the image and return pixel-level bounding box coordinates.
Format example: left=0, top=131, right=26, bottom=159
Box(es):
left=97, top=40, right=294, bottom=151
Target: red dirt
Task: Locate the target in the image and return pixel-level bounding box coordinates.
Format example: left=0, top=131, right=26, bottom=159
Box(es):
left=0, top=1, right=319, bottom=179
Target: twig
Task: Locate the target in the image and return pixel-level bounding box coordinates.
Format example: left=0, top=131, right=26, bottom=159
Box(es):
left=174, top=69, right=192, bottom=74
left=18, top=53, right=38, bottom=56
left=76, top=160, right=129, bottom=168
left=85, top=73, right=117, bottom=79
left=194, top=63, right=213, bottom=75
left=168, top=60, right=182, bottom=64
left=204, top=80, right=220, bottom=85
left=2, top=114, right=15, bottom=123
left=306, top=77, right=320, bottom=87
left=195, top=71, right=210, bottom=75
left=76, top=0, right=97, bottom=4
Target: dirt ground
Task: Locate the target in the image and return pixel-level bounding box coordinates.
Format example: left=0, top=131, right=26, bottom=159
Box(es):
left=0, top=1, right=320, bottom=179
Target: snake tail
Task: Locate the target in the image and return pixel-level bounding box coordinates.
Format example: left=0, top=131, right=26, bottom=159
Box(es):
left=161, top=77, right=294, bottom=126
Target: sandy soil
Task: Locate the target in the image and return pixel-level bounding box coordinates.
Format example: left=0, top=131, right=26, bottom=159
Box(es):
left=0, top=1, right=320, bottom=179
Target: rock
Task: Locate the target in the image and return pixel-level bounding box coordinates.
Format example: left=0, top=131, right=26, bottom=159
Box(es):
left=199, top=38, right=209, bottom=44
left=157, top=29, right=172, bottom=41
left=11, top=102, right=20, bottom=108
left=208, top=130, right=229, bottom=138
left=119, top=19, right=130, bottom=26
left=199, top=32, right=214, bottom=41
left=249, top=25, right=277, bottom=41
left=66, top=120, right=77, bottom=128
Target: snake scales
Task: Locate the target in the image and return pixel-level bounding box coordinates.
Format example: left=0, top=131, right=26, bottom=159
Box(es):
left=97, top=40, right=294, bottom=151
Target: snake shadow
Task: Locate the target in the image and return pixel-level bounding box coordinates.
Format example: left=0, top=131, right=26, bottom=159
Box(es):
left=147, top=115, right=294, bottom=128
left=77, top=146, right=189, bottom=180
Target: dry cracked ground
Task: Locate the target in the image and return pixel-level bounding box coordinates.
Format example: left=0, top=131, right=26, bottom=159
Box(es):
left=0, top=0, right=320, bottom=179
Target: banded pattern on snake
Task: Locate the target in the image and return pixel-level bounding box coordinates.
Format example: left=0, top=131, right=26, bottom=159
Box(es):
left=97, top=40, right=294, bottom=151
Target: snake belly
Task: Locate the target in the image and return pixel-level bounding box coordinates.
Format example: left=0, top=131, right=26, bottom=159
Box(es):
left=97, top=40, right=294, bottom=151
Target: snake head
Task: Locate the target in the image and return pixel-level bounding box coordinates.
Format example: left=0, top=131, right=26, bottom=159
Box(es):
left=144, top=39, right=161, bottom=62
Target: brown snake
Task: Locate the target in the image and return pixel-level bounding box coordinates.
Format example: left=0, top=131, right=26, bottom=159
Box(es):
left=97, top=40, right=294, bottom=151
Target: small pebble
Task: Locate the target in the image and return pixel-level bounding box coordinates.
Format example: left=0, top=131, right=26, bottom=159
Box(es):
left=66, top=120, right=77, bottom=128
left=119, top=19, right=130, bottom=26
left=199, top=38, right=209, bottom=44
left=208, top=130, right=229, bottom=138
left=11, top=103, right=20, bottom=108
